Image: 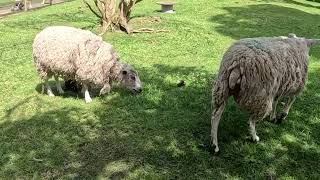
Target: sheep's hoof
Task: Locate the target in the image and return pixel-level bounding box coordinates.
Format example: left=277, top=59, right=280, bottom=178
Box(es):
left=85, top=99, right=92, bottom=103
left=248, top=135, right=260, bottom=143
left=48, top=93, right=55, bottom=97
left=272, top=112, right=287, bottom=124
left=211, top=144, right=220, bottom=155
left=213, top=151, right=220, bottom=156
left=253, top=135, right=260, bottom=142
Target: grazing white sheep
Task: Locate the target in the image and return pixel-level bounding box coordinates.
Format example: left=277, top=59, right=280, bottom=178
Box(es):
left=33, top=26, right=142, bottom=103
left=211, top=33, right=320, bottom=153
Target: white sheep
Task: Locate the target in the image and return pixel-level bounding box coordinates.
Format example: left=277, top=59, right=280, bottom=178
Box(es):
left=33, top=26, right=142, bottom=103
left=211, top=34, right=320, bottom=153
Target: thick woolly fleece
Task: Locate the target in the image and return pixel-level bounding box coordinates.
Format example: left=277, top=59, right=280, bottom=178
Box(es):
left=213, top=35, right=315, bottom=116
left=33, top=26, right=122, bottom=87
left=211, top=34, right=320, bottom=153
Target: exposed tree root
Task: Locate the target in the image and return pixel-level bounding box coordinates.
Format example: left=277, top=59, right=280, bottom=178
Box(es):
left=132, top=28, right=170, bottom=33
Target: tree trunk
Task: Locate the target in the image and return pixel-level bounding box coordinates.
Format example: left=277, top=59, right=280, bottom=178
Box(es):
left=84, top=0, right=142, bottom=35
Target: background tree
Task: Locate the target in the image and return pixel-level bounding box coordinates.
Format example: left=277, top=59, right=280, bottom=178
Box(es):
left=84, top=0, right=143, bottom=35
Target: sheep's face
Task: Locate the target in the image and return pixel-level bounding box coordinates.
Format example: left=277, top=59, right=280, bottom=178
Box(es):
left=287, top=33, right=314, bottom=49
left=120, top=66, right=142, bottom=94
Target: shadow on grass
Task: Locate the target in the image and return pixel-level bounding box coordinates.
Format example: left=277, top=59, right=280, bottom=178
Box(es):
left=34, top=82, right=83, bottom=100
left=281, top=0, right=320, bottom=9
left=210, top=4, right=320, bottom=39
left=210, top=4, right=320, bottom=58
left=284, top=0, right=320, bottom=9
left=2, top=64, right=320, bottom=178
left=0, top=65, right=216, bottom=178
left=256, top=0, right=320, bottom=8
left=1, top=3, right=320, bottom=178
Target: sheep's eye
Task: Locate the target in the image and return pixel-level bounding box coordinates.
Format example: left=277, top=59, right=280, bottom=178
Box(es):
left=131, top=76, right=136, bottom=81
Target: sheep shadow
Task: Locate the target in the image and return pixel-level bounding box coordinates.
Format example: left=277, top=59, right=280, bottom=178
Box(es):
left=34, top=82, right=83, bottom=100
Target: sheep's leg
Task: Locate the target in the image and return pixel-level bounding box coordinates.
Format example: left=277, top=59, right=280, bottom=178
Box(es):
left=44, top=78, right=55, bottom=97
left=283, top=96, right=296, bottom=115
left=82, top=84, right=92, bottom=103
left=54, top=75, right=64, bottom=94
left=99, top=83, right=111, bottom=96
left=41, top=0, right=45, bottom=4
left=270, top=98, right=279, bottom=121
left=211, top=102, right=226, bottom=154
left=274, top=96, right=296, bottom=124
left=251, top=99, right=272, bottom=140
left=249, top=117, right=259, bottom=142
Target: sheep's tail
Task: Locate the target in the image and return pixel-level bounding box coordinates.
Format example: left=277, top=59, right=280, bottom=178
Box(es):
left=214, top=62, right=241, bottom=104
left=212, top=75, right=228, bottom=109
left=306, top=39, right=320, bottom=47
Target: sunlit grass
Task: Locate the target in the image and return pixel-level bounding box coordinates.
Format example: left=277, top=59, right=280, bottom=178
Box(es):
left=0, top=0, right=320, bottom=178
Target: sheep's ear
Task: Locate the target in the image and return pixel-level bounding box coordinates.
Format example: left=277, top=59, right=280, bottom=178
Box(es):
left=306, top=39, right=320, bottom=47
left=122, top=70, right=127, bottom=75
left=288, top=33, right=297, bottom=38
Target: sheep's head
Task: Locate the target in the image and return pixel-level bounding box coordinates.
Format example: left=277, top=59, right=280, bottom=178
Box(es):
left=119, top=65, right=143, bottom=94
left=306, top=38, right=320, bottom=47
left=287, top=33, right=320, bottom=47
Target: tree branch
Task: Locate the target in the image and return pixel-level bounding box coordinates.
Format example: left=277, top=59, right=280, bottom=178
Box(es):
left=94, top=0, right=103, bottom=17
left=83, top=0, right=102, bottom=19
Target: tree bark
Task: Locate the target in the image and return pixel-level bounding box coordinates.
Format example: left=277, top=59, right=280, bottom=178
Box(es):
left=84, top=0, right=142, bottom=34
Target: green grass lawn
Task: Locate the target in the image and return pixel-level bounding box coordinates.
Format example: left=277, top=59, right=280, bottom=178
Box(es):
left=1, top=0, right=320, bottom=179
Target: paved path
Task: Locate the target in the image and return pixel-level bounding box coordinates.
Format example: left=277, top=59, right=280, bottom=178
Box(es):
left=0, top=0, right=64, bottom=18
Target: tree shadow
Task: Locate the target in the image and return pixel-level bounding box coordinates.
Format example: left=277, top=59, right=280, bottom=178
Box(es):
left=3, top=4, right=320, bottom=176
left=256, top=0, right=320, bottom=8
left=1, top=64, right=320, bottom=178
left=210, top=4, right=320, bottom=38
left=281, top=0, right=320, bottom=9
left=0, top=64, right=217, bottom=178
left=2, top=2, right=320, bottom=177
left=209, top=4, right=320, bottom=59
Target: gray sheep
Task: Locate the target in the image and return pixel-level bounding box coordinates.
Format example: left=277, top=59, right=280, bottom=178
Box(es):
left=211, top=34, right=320, bottom=153
left=33, top=26, right=142, bottom=103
